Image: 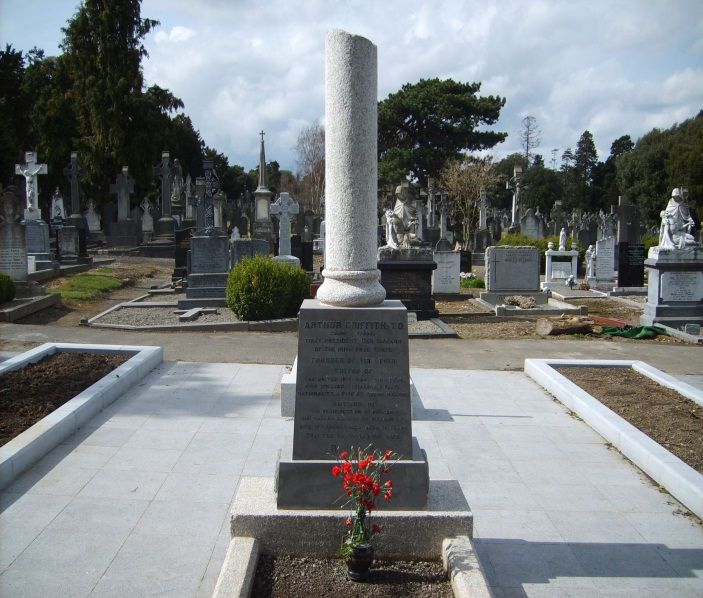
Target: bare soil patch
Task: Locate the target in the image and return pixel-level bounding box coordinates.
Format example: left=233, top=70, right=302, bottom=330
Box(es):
left=252, top=554, right=451, bottom=598
left=0, top=351, right=130, bottom=445
left=556, top=366, right=703, bottom=473
left=442, top=296, right=684, bottom=343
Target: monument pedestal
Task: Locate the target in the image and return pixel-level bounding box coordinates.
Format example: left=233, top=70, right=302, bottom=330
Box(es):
left=641, top=246, right=703, bottom=328
left=377, top=248, right=438, bottom=320
left=277, top=299, right=429, bottom=510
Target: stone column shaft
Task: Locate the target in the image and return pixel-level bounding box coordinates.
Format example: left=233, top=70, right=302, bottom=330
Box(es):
left=316, top=29, right=385, bottom=307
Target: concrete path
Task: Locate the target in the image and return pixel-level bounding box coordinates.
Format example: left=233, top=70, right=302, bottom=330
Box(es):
left=2, top=362, right=702, bottom=596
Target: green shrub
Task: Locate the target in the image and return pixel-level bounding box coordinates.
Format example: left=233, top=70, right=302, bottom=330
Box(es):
left=226, top=256, right=311, bottom=321
left=459, top=274, right=485, bottom=288
left=0, top=272, right=16, bottom=303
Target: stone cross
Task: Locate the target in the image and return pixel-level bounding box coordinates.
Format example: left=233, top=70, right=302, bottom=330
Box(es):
left=109, top=166, right=135, bottom=221
left=195, top=176, right=205, bottom=231
left=426, top=177, right=436, bottom=228
left=509, top=165, right=523, bottom=229
left=16, top=151, right=48, bottom=218
left=153, top=151, right=172, bottom=217
left=270, top=192, right=299, bottom=256
left=62, top=151, right=85, bottom=216
left=202, top=159, right=219, bottom=230
left=478, top=188, right=488, bottom=230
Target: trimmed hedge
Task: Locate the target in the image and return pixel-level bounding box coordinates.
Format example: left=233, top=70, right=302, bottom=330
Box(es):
left=226, top=256, right=310, bottom=321
left=0, top=272, right=16, bottom=303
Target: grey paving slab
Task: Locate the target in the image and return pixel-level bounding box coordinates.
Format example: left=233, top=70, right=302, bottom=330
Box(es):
left=2, top=363, right=703, bottom=598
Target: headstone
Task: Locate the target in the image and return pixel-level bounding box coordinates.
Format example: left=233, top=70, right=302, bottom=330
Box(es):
left=62, top=151, right=85, bottom=217
left=230, top=237, right=269, bottom=266
left=185, top=174, right=196, bottom=221
left=253, top=130, right=274, bottom=247
left=595, top=237, right=616, bottom=284
left=15, top=151, right=48, bottom=220
left=179, top=229, right=230, bottom=308
left=485, top=246, right=540, bottom=292
left=277, top=29, right=428, bottom=511
left=25, top=219, right=55, bottom=271
left=102, top=201, right=117, bottom=231
left=520, top=208, right=544, bottom=240
left=140, top=199, right=154, bottom=243
left=107, top=166, right=139, bottom=247
left=202, top=159, right=219, bottom=231
left=50, top=188, right=66, bottom=223
left=432, top=251, right=460, bottom=294
left=195, top=177, right=205, bottom=232
left=0, top=187, right=28, bottom=282
left=617, top=195, right=640, bottom=245
left=270, top=192, right=300, bottom=261
left=171, top=158, right=185, bottom=219
left=85, top=199, right=101, bottom=232
left=617, top=242, right=645, bottom=288
left=152, top=151, right=176, bottom=243
left=57, top=226, right=79, bottom=263
left=543, top=241, right=580, bottom=290
left=173, top=226, right=195, bottom=280
left=508, top=165, right=523, bottom=232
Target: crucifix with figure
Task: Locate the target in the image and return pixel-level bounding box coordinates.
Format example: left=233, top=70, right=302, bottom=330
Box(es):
left=16, top=151, right=48, bottom=219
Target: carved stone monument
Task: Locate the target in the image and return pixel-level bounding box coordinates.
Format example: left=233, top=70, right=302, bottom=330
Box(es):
left=61, top=152, right=91, bottom=262
left=107, top=166, right=140, bottom=247
left=641, top=188, right=702, bottom=328
left=271, top=192, right=300, bottom=266
left=277, top=29, right=429, bottom=511
left=0, top=187, right=28, bottom=284
left=15, top=151, right=47, bottom=221
left=179, top=159, right=230, bottom=308
left=253, top=131, right=274, bottom=249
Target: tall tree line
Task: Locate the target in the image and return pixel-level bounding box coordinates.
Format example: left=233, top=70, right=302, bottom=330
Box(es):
left=0, top=0, right=284, bottom=213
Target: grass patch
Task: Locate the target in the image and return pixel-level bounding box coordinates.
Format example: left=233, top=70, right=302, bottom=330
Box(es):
left=49, top=273, right=125, bottom=305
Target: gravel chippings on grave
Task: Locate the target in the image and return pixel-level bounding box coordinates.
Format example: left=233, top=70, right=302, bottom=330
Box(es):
left=93, top=306, right=241, bottom=326
left=251, top=555, right=452, bottom=598
left=92, top=304, right=449, bottom=334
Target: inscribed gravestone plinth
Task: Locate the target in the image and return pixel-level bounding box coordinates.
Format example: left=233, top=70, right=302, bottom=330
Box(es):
left=277, top=299, right=429, bottom=509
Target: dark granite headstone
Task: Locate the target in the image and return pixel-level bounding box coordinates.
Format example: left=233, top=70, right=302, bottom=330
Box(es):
left=230, top=238, right=269, bottom=266
left=617, top=242, right=645, bottom=287
left=102, top=201, right=116, bottom=229
left=174, top=227, right=195, bottom=280
left=301, top=241, right=313, bottom=271
left=378, top=248, right=438, bottom=319
left=178, top=231, right=230, bottom=307
left=276, top=299, right=429, bottom=510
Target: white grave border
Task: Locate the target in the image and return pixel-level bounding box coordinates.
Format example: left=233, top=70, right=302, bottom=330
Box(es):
left=0, top=342, right=163, bottom=489
left=525, top=358, right=703, bottom=518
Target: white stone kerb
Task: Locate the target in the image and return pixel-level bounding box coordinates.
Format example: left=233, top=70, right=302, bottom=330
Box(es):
left=317, top=28, right=385, bottom=307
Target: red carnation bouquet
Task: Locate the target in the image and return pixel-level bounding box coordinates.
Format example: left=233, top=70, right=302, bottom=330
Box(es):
left=331, top=445, right=398, bottom=558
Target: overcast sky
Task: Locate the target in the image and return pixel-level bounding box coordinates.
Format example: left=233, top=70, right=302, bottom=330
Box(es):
left=2, top=0, right=702, bottom=175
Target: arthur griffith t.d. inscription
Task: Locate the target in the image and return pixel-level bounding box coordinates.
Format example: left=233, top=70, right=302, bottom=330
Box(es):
left=293, top=299, right=412, bottom=460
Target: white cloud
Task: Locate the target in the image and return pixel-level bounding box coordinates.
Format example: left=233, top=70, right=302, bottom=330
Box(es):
left=153, top=25, right=195, bottom=44
left=132, top=0, right=703, bottom=173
